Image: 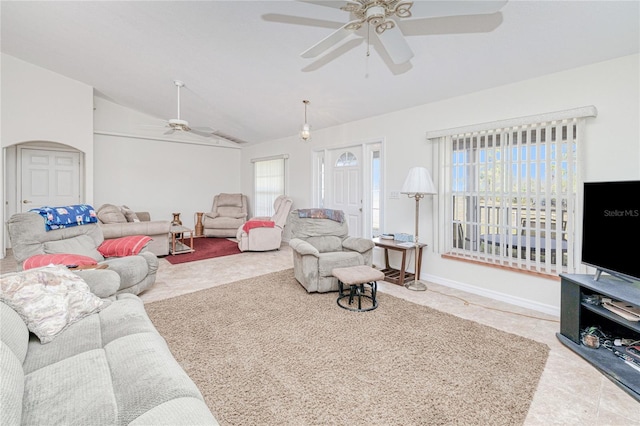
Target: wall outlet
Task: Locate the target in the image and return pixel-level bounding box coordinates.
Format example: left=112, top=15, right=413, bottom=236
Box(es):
left=390, top=191, right=400, bottom=199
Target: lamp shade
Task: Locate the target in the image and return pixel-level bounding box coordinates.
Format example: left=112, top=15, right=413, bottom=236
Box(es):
left=401, top=167, right=436, bottom=195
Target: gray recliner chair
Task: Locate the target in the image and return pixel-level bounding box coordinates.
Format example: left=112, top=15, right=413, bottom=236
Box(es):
left=7, top=212, right=158, bottom=297
left=288, top=209, right=374, bottom=293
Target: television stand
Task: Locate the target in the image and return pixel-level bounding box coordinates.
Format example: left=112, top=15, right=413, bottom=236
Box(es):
left=558, top=273, right=640, bottom=402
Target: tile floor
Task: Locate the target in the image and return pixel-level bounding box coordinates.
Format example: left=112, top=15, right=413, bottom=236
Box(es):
left=2, top=246, right=638, bottom=424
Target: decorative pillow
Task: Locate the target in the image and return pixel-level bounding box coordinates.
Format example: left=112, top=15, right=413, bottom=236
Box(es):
left=120, top=205, right=140, bottom=223
left=23, top=254, right=98, bottom=270
left=0, top=265, right=110, bottom=343
left=97, top=204, right=127, bottom=224
left=43, top=235, right=104, bottom=262
left=98, top=235, right=152, bottom=257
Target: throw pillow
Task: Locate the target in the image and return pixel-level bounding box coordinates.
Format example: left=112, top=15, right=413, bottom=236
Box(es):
left=98, top=235, right=152, bottom=257
left=43, top=235, right=104, bottom=262
left=120, top=205, right=140, bottom=223
left=0, top=265, right=110, bottom=343
left=23, top=254, right=98, bottom=270
left=97, top=204, right=127, bottom=224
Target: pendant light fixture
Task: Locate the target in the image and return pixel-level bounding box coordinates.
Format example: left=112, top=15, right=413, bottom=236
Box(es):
left=300, top=100, right=311, bottom=141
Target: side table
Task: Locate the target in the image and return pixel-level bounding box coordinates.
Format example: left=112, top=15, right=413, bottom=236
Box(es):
left=170, top=225, right=195, bottom=255
left=372, top=237, right=426, bottom=286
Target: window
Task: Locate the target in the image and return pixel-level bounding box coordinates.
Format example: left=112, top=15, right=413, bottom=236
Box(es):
left=430, top=107, right=597, bottom=275
left=336, top=152, right=357, bottom=167
left=371, top=148, right=381, bottom=237
left=252, top=155, right=287, bottom=217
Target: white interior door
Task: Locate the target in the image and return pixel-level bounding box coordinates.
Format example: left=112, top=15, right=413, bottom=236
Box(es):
left=327, top=148, right=362, bottom=237
left=20, top=148, right=81, bottom=212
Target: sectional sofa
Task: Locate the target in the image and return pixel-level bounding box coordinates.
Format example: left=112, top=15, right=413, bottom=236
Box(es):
left=1, top=282, right=218, bottom=425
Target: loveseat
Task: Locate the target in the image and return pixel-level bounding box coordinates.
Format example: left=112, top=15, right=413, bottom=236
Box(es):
left=8, top=212, right=158, bottom=297
left=0, top=267, right=218, bottom=425
left=96, top=204, right=171, bottom=256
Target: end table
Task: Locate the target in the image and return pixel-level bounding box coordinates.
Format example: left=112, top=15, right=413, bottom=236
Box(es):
left=372, top=237, right=426, bottom=286
left=170, top=225, right=195, bottom=255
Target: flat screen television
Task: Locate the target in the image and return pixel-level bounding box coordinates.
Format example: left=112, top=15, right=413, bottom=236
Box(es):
left=582, top=180, right=640, bottom=282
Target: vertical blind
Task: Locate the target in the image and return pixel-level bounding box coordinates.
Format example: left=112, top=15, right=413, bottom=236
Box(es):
left=253, top=156, right=287, bottom=217
left=428, top=106, right=597, bottom=276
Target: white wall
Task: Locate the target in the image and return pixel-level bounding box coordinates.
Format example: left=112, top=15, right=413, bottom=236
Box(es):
left=241, top=54, right=640, bottom=314
left=93, top=97, right=243, bottom=229
left=1, top=54, right=94, bottom=256
left=0, top=54, right=94, bottom=152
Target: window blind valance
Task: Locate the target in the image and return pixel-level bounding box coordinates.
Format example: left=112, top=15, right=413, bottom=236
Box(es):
left=425, top=106, right=597, bottom=141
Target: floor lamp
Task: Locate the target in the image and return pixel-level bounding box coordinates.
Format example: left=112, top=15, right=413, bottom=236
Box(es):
left=401, top=167, right=437, bottom=291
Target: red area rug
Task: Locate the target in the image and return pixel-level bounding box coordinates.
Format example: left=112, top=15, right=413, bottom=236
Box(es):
left=164, top=237, right=241, bottom=265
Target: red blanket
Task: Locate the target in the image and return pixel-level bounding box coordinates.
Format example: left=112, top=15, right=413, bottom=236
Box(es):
left=242, top=220, right=275, bottom=233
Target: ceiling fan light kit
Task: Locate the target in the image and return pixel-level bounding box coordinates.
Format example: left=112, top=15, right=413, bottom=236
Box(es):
left=343, top=1, right=413, bottom=34
left=300, top=0, right=508, bottom=66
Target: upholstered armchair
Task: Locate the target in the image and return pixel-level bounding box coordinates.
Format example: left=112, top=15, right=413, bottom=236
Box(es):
left=287, top=209, right=374, bottom=293
left=7, top=212, right=158, bottom=297
left=203, top=193, right=248, bottom=238
left=236, top=195, right=293, bottom=252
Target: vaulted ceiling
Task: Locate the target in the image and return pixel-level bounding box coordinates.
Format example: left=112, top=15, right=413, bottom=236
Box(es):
left=2, top=1, right=638, bottom=145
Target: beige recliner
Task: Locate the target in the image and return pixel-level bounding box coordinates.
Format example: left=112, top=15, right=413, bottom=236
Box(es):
left=236, top=195, right=293, bottom=252
left=203, top=193, right=248, bottom=238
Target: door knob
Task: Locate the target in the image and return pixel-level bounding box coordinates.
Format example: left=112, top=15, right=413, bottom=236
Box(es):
left=22, top=200, right=32, bottom=204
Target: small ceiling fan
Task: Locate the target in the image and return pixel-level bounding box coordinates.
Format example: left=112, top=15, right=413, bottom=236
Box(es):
left=162, top=80, right=215, bottom=138
left=299, top=0, right=508, bottom=65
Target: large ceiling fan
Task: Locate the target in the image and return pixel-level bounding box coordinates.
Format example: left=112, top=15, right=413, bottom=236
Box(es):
left=299, top=0, right=508, bottom=65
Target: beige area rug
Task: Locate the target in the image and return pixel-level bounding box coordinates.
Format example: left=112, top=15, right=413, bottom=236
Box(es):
left=145, top=269, right=549, bottom=425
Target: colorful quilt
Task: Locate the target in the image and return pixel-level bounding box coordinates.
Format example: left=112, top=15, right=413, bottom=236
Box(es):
left=297, top=209, right=344, bottom=223
left=30, top=204, right=97, bottom=231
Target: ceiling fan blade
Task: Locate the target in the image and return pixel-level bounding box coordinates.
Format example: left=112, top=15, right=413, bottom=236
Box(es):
left=164, top=129, right=175, bottom=135
left=376, top=24, right=414, bottom=64
left=297, top=0, right=358, bottom=10
left=300, top=19, right=360, bottom=58
left=409, top=0, right=508, bottom=19
left=262, top=13, right=343, bottom=30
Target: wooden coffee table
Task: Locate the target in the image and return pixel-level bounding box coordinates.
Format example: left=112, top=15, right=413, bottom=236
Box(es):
left=170, top=225, right=195, bottom=255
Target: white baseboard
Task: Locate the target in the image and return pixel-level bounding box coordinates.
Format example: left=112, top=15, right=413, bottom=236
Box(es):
left=423, top=273, right=560, bottom=317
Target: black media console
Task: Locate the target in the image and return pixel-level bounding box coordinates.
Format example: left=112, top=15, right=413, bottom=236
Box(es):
left=557, top=273, right=640, bottom=402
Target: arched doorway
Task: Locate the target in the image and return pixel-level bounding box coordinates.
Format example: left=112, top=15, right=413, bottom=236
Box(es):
left=3, top=141, right=84, bottom=251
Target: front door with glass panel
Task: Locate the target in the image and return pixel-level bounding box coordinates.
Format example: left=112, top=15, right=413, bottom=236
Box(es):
left=327, top=148, right=363, bottom=237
